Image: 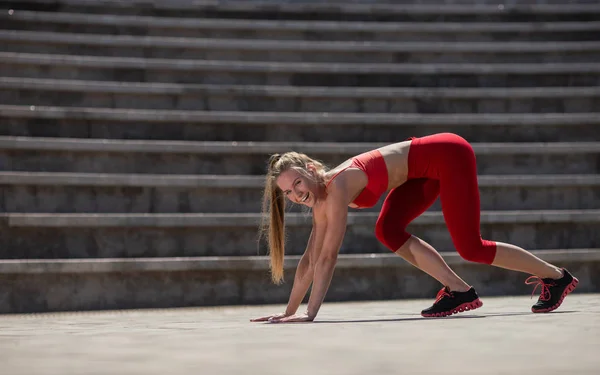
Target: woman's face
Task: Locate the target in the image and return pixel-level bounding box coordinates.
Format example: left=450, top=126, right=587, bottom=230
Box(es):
left=276, top=167, right=320, bottom=208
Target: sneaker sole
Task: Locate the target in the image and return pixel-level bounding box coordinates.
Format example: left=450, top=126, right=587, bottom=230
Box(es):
left=532, top=277, right=579, bottom=314
left=421, top=298, right=483, bottom=318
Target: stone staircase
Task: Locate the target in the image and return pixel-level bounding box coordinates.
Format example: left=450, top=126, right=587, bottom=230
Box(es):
left=0, top=0, right=598, bottom=313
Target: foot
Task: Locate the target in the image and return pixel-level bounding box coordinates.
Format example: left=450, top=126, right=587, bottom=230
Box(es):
left=526, top=268, right=579, bottom=313
left=421, top=286, right=483, bottom=318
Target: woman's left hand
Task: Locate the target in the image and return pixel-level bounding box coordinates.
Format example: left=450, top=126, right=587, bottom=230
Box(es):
left=268, top=313, right=314, bottom=323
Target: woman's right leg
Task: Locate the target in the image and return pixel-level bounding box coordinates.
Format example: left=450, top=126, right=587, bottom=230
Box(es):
left=375, top=178, right=471, bottom=292
left=398, top=235, right=471, bottom=293
left=376, top=177, right=484, bottom=317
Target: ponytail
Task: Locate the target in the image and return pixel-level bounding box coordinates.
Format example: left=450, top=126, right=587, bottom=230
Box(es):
left=260, top=154, right=286, bottom=284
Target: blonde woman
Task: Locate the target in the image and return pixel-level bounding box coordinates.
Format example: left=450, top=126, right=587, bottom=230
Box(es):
left=251, top=133, right=578, bottom=323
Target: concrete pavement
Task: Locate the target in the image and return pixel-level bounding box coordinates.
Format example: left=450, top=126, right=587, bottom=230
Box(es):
left=0, top=293, right=598, bottom=375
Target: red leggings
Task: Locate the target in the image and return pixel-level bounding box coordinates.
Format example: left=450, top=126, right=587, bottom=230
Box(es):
left=375, top=133, right=497, bottom=264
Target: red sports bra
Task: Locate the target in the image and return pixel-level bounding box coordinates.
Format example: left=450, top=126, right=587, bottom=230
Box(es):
left=325, top=149, right=389, bottom=208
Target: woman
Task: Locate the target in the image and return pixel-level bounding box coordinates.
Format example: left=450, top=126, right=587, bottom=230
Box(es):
left=250, top=133, right=578, bottom=323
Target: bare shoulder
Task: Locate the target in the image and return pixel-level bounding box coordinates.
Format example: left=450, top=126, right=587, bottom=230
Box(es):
left=324, top=170, right=360, bottom=207
left=322, top=180, right=350, bottom=221
left=324, top=158, right=353, bottom=181
left=312, top=181, right=348, bottom=223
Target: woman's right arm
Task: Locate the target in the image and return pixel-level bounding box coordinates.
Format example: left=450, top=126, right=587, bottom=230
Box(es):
left=251, top=225, right=317, bottom=322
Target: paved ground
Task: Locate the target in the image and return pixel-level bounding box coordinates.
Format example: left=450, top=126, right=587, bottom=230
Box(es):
left=0, top=294, right=598, bottom=375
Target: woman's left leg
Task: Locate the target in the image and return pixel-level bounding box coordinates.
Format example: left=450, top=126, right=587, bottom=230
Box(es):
left=432, top=133, right=578, bottom=312
left=433, top=134, right=561, bottom=277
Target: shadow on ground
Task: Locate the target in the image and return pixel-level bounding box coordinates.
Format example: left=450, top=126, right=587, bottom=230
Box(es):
left=275, top=310, right=581, bottom=324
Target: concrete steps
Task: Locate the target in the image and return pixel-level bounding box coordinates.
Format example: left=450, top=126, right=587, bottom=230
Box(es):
left=4, top=249, right=598, bottom=278
left=0, top=172, right=599, bottom=213
left=2, top=10, right=599, bottom=42
left=2, top=77, right=599, bottom=113
left=0, top=210, right=598, bottom=259
left=0, top=137, right=597, bottom=175
left=1, top=105, right=599, bottom=142
left=4, top=0, right=600, bottom=22
left=0, top=0, right=598, bottom=313
left=1, top=248, right=599, bottom=313
left=4, top=30, right=600, bottom=64
left=2, top=52, right=599, bottom=87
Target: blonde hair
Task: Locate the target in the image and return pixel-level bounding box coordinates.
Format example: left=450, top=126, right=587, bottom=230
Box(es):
left=259, top=151, right=327, bottom=284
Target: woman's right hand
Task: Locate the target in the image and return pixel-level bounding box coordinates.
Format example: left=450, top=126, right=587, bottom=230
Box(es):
left=250, top=312, right=289, bottom=322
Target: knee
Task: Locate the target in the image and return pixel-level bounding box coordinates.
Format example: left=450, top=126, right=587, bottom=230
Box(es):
left=457, top=249, right=485, bottom=264
left=455, top=239, right=497, bottom=264
left=375, top=217, right=410, bottom=252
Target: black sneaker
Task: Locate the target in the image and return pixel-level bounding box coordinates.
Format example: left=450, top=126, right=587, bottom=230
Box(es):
left=526, top=268, right=579, bottom=313
left=421, top=286, right=483, bottom=318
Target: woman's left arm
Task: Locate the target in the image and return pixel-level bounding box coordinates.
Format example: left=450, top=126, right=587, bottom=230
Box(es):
left=304, top=186, right=349, bottom=320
